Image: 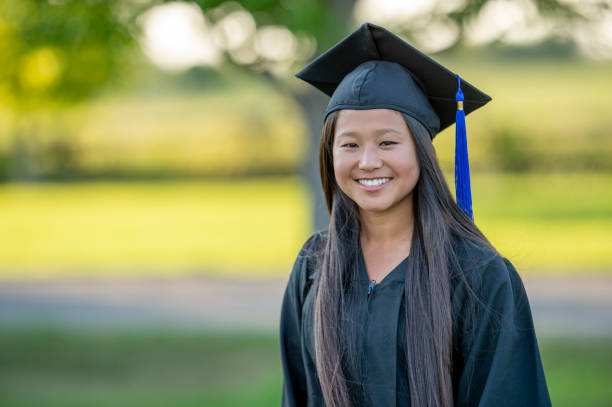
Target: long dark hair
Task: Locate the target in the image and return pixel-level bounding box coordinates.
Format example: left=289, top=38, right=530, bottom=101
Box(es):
left=314, top=109, right=497, bottom=407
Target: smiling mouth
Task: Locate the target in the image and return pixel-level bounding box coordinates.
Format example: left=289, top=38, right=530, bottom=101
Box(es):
left=357, top=177, right=391, bottom=187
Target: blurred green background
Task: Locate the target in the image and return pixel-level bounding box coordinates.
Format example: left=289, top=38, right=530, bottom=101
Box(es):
left=1, top=0, right=611, bottom=406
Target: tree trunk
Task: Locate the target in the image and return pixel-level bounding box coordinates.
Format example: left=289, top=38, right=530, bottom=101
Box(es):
left=292, top=88, right=330, bottom=232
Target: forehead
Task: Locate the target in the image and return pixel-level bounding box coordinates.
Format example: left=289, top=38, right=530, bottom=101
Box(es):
left=335, top=108, right=408, bottom=135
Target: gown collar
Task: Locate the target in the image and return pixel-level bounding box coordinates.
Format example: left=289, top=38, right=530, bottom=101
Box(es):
left=357, top=239, right=409, bottom=289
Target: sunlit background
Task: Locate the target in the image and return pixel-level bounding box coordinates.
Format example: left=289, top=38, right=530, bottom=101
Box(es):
left=1, top=0, right=611, bottom=406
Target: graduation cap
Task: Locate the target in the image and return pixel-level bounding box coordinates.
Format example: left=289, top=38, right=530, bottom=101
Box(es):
left=295, top=22, right=492, bottom=220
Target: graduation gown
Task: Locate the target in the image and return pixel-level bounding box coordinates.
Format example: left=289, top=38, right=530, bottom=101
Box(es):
left=279, top=231, right=552, bottom=407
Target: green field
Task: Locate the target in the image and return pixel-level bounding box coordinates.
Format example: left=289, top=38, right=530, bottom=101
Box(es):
left=0, top=328, right=610, bottom=407
left=0, top=177, right=311, bottom=277
left=472, top=172, right=612, bottom=272
left=1, top=59, right=610, bottom=278
left=0, top=171, right=610, bottom=278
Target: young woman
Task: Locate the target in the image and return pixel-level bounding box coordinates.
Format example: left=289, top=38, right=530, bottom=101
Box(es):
left=280, top=23, right=552, bottom=407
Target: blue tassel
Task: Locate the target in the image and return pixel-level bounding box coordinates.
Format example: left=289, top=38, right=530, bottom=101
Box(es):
left=455, top=74, right=473, bottom=220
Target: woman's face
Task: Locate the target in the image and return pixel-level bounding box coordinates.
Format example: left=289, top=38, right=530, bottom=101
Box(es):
left=332, top=108, right=420, bottom=214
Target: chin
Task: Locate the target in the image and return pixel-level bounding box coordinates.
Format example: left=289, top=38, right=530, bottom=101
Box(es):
left=354, top=200, right=394, bottom=213
left=352, top=190, right=414, bottom=214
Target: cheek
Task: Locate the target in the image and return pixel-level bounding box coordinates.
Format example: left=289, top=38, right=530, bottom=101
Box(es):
left=332, top=152, right=352, bottom=182
left=402, top=155, right=419, bottom=175
left=391, top=148, right=420, bottom=180
left=409, top=164, right=420, bottom=185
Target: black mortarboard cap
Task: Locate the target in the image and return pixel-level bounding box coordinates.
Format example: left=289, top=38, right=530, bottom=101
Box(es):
left=295, top=22, right=491, bottom=139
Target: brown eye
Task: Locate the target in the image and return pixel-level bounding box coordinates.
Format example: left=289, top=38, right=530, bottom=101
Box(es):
left=380, top=141, right=397, bottom=146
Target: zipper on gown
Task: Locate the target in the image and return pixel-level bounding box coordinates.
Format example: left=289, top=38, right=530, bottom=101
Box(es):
left=367, top=280, right=376, bottom=296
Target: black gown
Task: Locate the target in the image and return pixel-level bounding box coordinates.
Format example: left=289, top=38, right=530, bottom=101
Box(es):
left=279, top=231, right=552, bottom=407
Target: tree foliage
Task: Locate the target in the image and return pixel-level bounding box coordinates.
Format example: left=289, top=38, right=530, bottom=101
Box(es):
left=0, top=0, right=133, bottom=110
left=1, top=0, right=602, bottom=110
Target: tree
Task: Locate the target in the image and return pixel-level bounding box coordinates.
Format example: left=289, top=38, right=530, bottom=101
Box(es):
left=0, top=0, right=134, bottom=179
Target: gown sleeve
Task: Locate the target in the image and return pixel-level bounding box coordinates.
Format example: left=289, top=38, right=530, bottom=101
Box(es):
left=279, top=233, right=321, bottom=407
left=454, top=255, right=552, bottom=407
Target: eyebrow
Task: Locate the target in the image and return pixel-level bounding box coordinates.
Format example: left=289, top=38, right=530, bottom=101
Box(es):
left=336, top=128, right=402, bottom=138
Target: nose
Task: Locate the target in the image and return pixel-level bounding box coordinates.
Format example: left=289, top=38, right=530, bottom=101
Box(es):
left=358, top=144, right=383, bottom=171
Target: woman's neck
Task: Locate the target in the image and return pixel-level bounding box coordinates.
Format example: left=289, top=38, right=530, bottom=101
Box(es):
left=359, top=195, right=415, bottom=248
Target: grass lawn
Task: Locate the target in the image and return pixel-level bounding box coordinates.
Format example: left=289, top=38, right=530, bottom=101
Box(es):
left=0, top=328, right=283, bottom=407
left=0, top=172, right=611, bottom=278
left=0, top=177, right=311, bottom=277
left=0, top=328, right=610, bottom=407
left=471, top=172, right=612, bottom=272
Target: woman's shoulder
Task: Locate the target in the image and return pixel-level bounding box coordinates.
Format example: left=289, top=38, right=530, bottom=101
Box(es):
left=448, top=234, right=531, bottom=344
left=296, top=229, right=328, bottom=259
left=449, top=231, right=517, bottom=291
left=287, top=230, right=327, bottom=299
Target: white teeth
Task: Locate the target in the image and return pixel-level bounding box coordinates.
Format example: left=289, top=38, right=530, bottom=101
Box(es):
left=358, top=178, right=390, bottom=187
